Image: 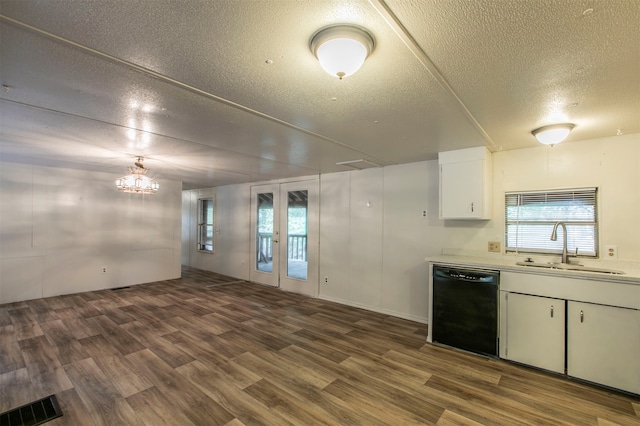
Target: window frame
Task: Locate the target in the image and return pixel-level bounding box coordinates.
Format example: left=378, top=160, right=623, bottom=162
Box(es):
left=504, top=188, right=599, bottom=258
left=197, top=197, right=215, bottom=253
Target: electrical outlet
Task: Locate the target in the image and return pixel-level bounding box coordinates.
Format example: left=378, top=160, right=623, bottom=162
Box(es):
left=488, top=242, right=501, bottom=253
left=102, top=267, right=107, bottom=274
left=604, top=245, right=617, bottom=260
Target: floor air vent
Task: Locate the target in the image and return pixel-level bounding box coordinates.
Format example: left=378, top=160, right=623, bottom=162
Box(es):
left=0, top=395, right=62, bottom=425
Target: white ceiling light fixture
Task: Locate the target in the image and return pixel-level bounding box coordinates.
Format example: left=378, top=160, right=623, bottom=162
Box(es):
left=310, top=25, right=374, bottom=80
left=531, top=123, right=575, bottom=146
left=115, top=157, right=159, bottom=194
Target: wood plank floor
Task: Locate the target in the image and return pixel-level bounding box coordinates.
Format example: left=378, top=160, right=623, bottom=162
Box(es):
left=1, top=266, right=638, bottom=425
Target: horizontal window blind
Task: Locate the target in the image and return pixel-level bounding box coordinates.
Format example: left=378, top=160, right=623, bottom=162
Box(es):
left=505, top=188, right=598, bottom=257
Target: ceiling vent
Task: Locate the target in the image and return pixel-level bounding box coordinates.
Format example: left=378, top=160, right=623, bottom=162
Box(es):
left=335, top=159, right=381, bottom=170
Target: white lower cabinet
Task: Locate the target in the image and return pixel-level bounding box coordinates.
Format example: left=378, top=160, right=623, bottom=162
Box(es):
left=503, top=291, right=640, bottom=395
left=567, top=301, right=640, bottom=395
left=504, top=292, right=565, bottom=373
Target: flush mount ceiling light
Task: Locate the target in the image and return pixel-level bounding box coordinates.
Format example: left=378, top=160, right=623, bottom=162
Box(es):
left=115, top=157, right=159, bottom=194
left=531, top=123, right=575, bottom=146
left=310, top=25, right=374, bottom=79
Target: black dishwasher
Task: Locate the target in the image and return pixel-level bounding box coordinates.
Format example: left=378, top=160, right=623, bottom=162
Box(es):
left=432, top=266, right=499, bottom=357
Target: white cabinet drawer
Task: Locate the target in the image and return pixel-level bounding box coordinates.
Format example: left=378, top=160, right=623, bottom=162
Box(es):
left=501, top=271, right=640, bottom=309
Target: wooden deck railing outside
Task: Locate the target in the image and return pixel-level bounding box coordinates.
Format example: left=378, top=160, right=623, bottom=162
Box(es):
left=258, top=233, right=307, bottom=262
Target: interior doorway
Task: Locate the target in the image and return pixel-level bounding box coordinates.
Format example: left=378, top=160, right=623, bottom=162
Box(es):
left=249, top=179, right=319, bottom=297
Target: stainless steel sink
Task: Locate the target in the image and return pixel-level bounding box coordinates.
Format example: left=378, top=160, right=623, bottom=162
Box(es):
left=515, top=262, right=625, bottom=275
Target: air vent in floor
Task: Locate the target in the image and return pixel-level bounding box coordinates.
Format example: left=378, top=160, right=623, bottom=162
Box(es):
left=0, top=395, right=63, bottom=425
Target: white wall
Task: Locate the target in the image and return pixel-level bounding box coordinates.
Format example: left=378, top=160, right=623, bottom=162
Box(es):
left=319, top=164, right=432, bottom=322
left=182, top=183, right=251, bottom=280
left=5, top=133, right=634, bottom=311
left=181, top=132, right=640, bottom=323
left=347, top=168, right=384, bottom=308
left=318, top=171, right=351, bottom=302
left=445, top=133, right=640, bottom=263
left=0, top=163, right=182, bottom=304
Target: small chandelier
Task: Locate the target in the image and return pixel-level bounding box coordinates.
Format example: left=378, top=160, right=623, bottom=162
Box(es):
left=115, top=157, right=159, bottom=194
left=310, top=25, right=374, bottom=79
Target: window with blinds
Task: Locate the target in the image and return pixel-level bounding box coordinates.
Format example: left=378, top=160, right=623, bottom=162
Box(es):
left=197, top=197, right=214, bottom=252
left=505, top=188, right=598, bottom=257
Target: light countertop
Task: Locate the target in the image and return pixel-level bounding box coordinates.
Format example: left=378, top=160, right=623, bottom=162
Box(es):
left=426, top=253, right=640, bottom=285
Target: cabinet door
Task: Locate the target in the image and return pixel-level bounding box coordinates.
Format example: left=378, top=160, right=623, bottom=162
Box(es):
left=568, top=302, right=640, bottom=395
left=505, top=293, right=565, bottom=373
left=440, top=161, right=483, bottom=219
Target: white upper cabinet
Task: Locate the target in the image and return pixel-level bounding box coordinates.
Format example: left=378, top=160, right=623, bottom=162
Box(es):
left=438, top=147, right=492, bottom=219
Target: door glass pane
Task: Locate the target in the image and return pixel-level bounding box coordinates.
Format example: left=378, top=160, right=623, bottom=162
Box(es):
left=256, top=193, right=274, bottom=273
left=286, top=190, right=308, bottom=280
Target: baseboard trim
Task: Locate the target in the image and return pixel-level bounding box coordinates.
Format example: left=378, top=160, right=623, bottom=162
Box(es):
left=318, top=295, right=429, bottom=324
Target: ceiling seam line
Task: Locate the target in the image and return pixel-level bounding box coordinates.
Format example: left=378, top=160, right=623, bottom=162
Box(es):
left=367, top=0, right=498, bottom=150
left=0, top=145, right=265, bottom=179
left=0, top=14, right=395, bottom=166
left=0, top=98, right=320, bottom=175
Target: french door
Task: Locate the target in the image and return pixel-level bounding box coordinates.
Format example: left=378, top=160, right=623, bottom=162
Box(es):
left=249, top=179, right=318, bottom=297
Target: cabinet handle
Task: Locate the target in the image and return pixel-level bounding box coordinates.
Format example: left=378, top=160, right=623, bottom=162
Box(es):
left=550, top=305, right=554, bottom=318
left=471, top=202, right=474, bottom=212
left=580, top=310, right=584, bottom=323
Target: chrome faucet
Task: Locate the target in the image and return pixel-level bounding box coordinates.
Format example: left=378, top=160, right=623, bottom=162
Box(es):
left=550, top=222, right=568, bottom=264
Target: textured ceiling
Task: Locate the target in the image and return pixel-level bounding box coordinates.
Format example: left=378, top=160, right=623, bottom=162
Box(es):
left=1, top=0, right=638, bottom=189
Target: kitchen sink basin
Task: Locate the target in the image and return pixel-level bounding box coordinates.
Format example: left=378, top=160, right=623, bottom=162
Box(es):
left=515, top=261, right=625, bottom=275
